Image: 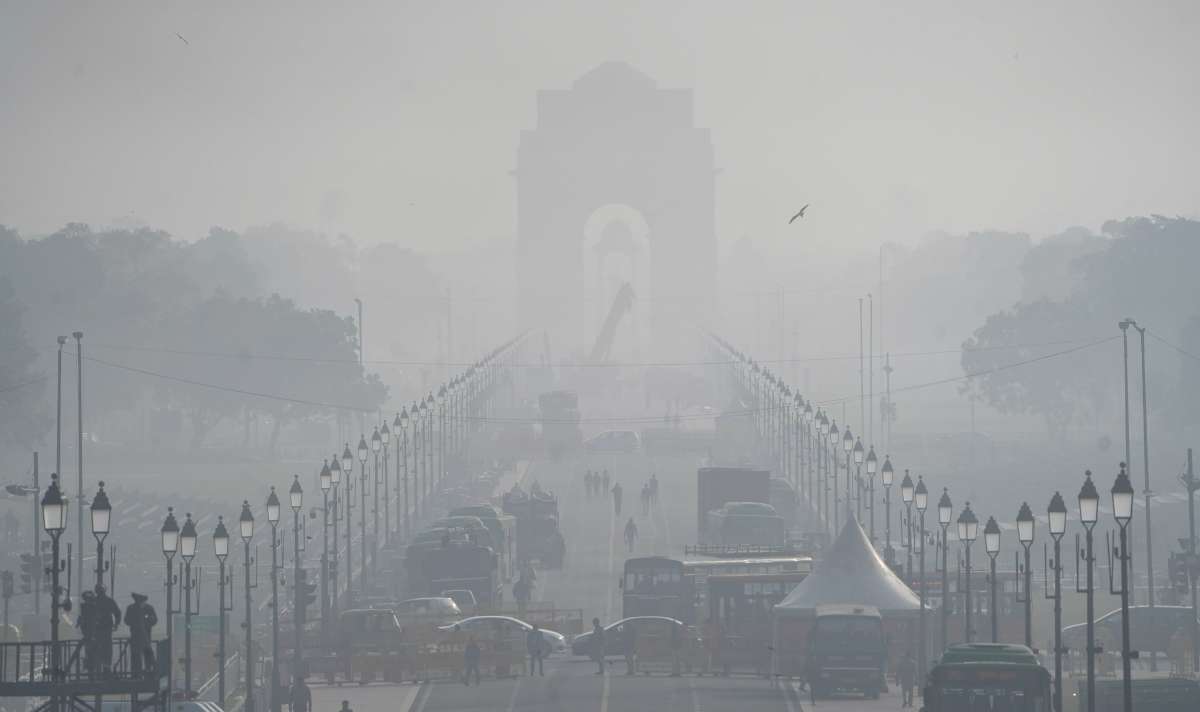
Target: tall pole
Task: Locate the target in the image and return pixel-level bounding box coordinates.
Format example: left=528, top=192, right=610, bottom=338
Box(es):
left=918, top=509, right=927, bottom=683
left=401, top=427, right=409, bottom=537
left=1085, top=527, right=1096, bottom=712
left=1186, top=448, right=1198, bottom=672
left=243, top=533, right=255, bottom=712
left=868, top=293, right=873, bottom=446
left=345, top=479, right=353, bottom=598
left=859, top=298, right=865, bottom=436
left=218, top=558, right=227, bottom=705
left=49, top=528, right=63, bottom=712
left=940, top=526, right=949, bottom=652
left=292, top=507, right=301, bottom=686
left=330, top=484, right=339, bottom=621
left=1136, top=326, right=1154, bottom=615
left=359, top=470, right=367, bottom=592
left=382, top=442, right=389, bottom=545
left=270, top=520, right=280, bottom=712
left=964, top=537, right=973, bottom=643
left=989, top=552, right=998, bottom=642
left=32, top=453, right=40, bottom=619
left=321, top=489, right=329, bottom=642
left=74, top=331, right=84, bottom=598
left=55, top=337, right=64, bottom=518
left=184, top=558, right=193, bottom=694
left=1052, top=536, right=1063, bottom=712
left=371, top=451, right=379, bottom=573
left=1118, top=524, right=1132, bottom=712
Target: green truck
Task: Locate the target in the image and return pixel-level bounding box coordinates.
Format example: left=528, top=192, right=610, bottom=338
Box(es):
left=922, top=643, right=1051, bottom=712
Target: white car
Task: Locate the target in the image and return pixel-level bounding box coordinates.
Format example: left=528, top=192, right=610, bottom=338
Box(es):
left=438, top=615, right=568, bottom=655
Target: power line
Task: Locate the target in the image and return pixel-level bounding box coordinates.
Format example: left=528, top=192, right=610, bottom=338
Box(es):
left=1147, top=329, right=1200, bottom=364
left=0, top=376, right=47, bottom=396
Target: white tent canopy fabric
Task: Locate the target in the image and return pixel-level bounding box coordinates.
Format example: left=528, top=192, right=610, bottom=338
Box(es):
left=775, top=514, right=921, bottom=615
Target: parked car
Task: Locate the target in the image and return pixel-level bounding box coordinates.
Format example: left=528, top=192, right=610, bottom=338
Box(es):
left=441, top=589, right=478, bottom=614
left=438, top=615, right=567, bottom=655
left=337, top=608, right=404, bottom=653
left=392, top=596, right=461, bottom=618
left=1061, top=605, right=1200, bottom=656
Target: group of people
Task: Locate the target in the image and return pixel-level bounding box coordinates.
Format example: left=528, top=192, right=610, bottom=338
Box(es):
left=75, top=585, right=158, bottom=678
left=640, top=473, right=658, bottom=515
left=458, top=623, right=549, bottom=686
left=583, top=469, right=611, bottom=499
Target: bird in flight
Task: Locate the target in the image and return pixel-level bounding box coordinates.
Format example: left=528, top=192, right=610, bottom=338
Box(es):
left=788, top=204, right=809, bottom=224
left=175, top=33, right=189, bottom=45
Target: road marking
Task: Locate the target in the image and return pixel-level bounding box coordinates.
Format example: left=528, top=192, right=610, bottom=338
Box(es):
left=688, top=675, right=701, bottom=712
left=506, top=674, right=522, bottom=712
left=600, top=667, right=610, bottom=712
left=411, top=681, right=430, bottom=712
left=784, top=681, right=803, bottom=712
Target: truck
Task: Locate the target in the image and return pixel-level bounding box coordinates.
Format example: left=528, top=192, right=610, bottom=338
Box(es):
left=404, top=540, right=501, bottom=608
left=923, top=643, right=1052, bottom=712
left=696, top=467, right=770, bottom=542
left=502, top=483, right=565, bottom=568
left=805, top=604, right=886, bottom=699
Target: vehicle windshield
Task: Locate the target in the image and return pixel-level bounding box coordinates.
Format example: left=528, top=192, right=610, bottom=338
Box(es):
left=811, top=615, right=884, bottom=652
left=933, top=668, right=1049, bottom=712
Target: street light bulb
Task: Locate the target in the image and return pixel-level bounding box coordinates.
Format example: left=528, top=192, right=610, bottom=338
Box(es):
left=330, top=456, right=342, bottom=486
left=239, top=500, right=254, bottom=542
left=914, top=477, right=928, bottom=512
left=380, top=422, right=390, bottom=445
left=341, top=444, right=353, bottom=476
left=938, top=488, right=953, bottom=526
left=1111, top=463, right=1134, bottom=524
left=1016, top=502, right=1035, bottom=545
left=320, top=461, right=332, bottom=492
left=371, top=428, right=382, bottom=453
left=357, top=435, right=369, bottom=464
left=1047, top=491, right=1067, bottom=539
left=40, top=474, right=66, bottom=534
left=828, top=421, right=838, bottom=445
left=1078, top=471, right=1099, bottom=527
left=843, top=429, right=854, bottom=453
left=266, top=487, right=281, bottom=525
left=900, top=471, right=913, bottom=504
left=213, top=516, right=229, bottom=560
left=880, top=456, right=892, bottom=487
left=400, top=408, right=409, bottom=432
left=90, top=480, right=112, bottom=537
left=853, top=438, right=865, bottom=464
left=866, top=447, right=878, bottom=476
left=289, top=475, right=304, bottom=512
left=180, top=513, right=198, bottom=561
left=161, top=507, right=180, bottom=556
left=957, top=502, right=978, bottom=542
left=984, top=516, right=1001, bottom=556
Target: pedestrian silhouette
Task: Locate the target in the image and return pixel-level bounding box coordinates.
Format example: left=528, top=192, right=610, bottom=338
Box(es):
left=125, top=592, right=158, bottom=677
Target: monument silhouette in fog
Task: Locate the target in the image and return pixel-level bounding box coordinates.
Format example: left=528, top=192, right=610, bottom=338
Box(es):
left=515, top=62, right=716, bottom=359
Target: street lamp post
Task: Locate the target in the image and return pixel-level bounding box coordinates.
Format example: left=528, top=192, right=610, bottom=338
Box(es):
left=329, top=455, right=342, bottom=622
left=357, top=436, right=368, bottom=592
left=915, top=477, right=929, bottom=682
left=938, top=488, right=953, bottom=653
left=370, top=428, right=381, bottom=575
left=214, top=517, right=231, bottom=706
left=380, top=422, right=390, bottom=545
left=438, top=386, right=447, bottom=487
left=90, top=481, right=111, bottom=588
left=425, top=394, right=435, bottom=493
left=289, top=476, right=304, bottom=686
left=900, top=470, right=914, bottom=578
left=161, top=509, right=180, bottom=703
left=1076, top=472, right=1100, bottom=712
left=42, top=474, right=68, bottom=712
left=413, top=402, right=423, bottom=521
left=266, top=487, right=282, bottom=712
left=341, top=444, right=353, bottom=599
left=844, top=429, right=855, bottom=522
left=865, top=445, right=878, bottom=543
left=957, top=503, right=978, bottom=643
left=828, top=422, right=840, bottom=532
left=1016, top=502, right=1035, bottom=647
left=984, top=516, right=1001, bottom=642
left=239, top=501, right=256, bottom=712
left=853, top=438, right=865, bottom=524
left=1045, top=492, right=1067, bottom=712
left=1110, top=465, right=1135, bottom=712
left=180, top=513, right=199, bottom=696
left=398, top=409, right=410, bottom=538
left=319, top=462, right=331, bottom=643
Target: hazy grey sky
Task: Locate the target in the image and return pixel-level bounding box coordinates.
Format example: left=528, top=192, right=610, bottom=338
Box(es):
left=2, top=0, right=1197, bottom=252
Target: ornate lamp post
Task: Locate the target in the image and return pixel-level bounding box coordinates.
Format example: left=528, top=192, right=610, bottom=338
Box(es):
left=438, top=385, right=447, bottom=487
left=41, top=474, right=68, bottom=706
left=356, top=436, right=368, bottom=592
left=213, top=517, right=231, bottom=705
left=1110, top=465, right=1135, bottom=712
left=983, top=516, right=1001, bottom=642
left=425, top=394, right=435, bottom=492
left=161, top=508, right=179, bottom=700
left=380, top=422, right=390, bottom=544
left=90, top=481, right=111, bottom=587
left=265, top=487, right=281, bottom=712
left=1076, top=472, right=1100, bottom=712
left=818, top=413, right=830, bottom=535
left=328, top=455, right=341, bottom=621
left=398, top=408, right=410, bottom=536
left=956, top=502, right=978, bottom=643
left=1045, top=491, right=1067, bottom=712
left=239, top=501, right=256, bottom=712
left=1016, top=502, right=1036, bottom=647
left=179, top=513, right=198, bottom=696
left=938, top=487, right=953, bottom=653
left=828, top=421, right=840, bottom=533
left=915, top=477, right=929, bottom=681
left=289, top=476, right=304, bottom=686
left=843, top=428, right=855, bottom=522
left=370, top=428, right=381, bottom=574
left=900, top=470, right=914, bottom=577
left=412, top=402, right=423, bottom=520
left=319, top=461, right=332, bottom=641
left=852, top=437, right=865, bottom=522
left=340, top=444, right=353, bottom=598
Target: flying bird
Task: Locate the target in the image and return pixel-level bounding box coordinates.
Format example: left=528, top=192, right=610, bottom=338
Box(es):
left=788, top=204, right=809, bottom=224
left=175, top=33, right=189, bottom=45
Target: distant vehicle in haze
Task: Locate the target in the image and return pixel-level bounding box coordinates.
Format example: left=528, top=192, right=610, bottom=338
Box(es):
left=923, top=643, right=1051, bottom=712
left=438, top=615, right=567, bottom=655
left=584, top=430, right=641, bottom=453
left=392, top=596, right=461, bottom=618
left=570, top=616, right=692, bottom=657
left=440, top=588, right=478, bottom=614
left=806, top=604, right=886, bottom=699
left=1061, top=605, right=1199, bottom=658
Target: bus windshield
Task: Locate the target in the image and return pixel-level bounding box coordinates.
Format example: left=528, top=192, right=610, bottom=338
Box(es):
left=811, top=615, right=884, bottom=653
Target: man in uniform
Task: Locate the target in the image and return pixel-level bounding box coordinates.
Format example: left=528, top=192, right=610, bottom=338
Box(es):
left=92, top=585, right=122, bottom=674
left=590, top=618, right=606, bottom=675
left=124, top=592, right=158, bottom=677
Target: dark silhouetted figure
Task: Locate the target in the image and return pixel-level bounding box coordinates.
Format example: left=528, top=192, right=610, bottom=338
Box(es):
left=591, top=618, right=606, bottom=675
left=77, top=591, right=97, bottom=675
left=463, top=636, right=481, bottom=686
left=289, top=677, right=312, bottom=712
left=125, top=592, right=158, bottom=677
left=898, top=651, right=917, bottom=707
left=93, top=585, right=122, bottom=674
left=612, top=482, right=622, bottom=517
left=527, top=624, right=545, bottom=676
left=622, top=623, right=638, bottom=675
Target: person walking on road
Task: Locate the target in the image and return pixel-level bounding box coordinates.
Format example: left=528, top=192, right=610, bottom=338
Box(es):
left=621, top=623, right=638, bottom=675
left=463, top=635, right=481, bottom=686
left=527, top=624, right=545, bottom=676
left=897, top=650, right=917, bottom=707
left=289, top=677, right=312, bottom=712
left=612, top=481, right=623, bottom=517
left=513, top=574, right=532, bottom=617
left=623, top=517, right=638, bottom=553
left=602, top=470, right=611, bottom=493
left=590, top=618, right=606, bottom=675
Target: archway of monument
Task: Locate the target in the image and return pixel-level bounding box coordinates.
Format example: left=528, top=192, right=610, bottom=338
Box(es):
left=582, top=204, right=650, bottom=362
